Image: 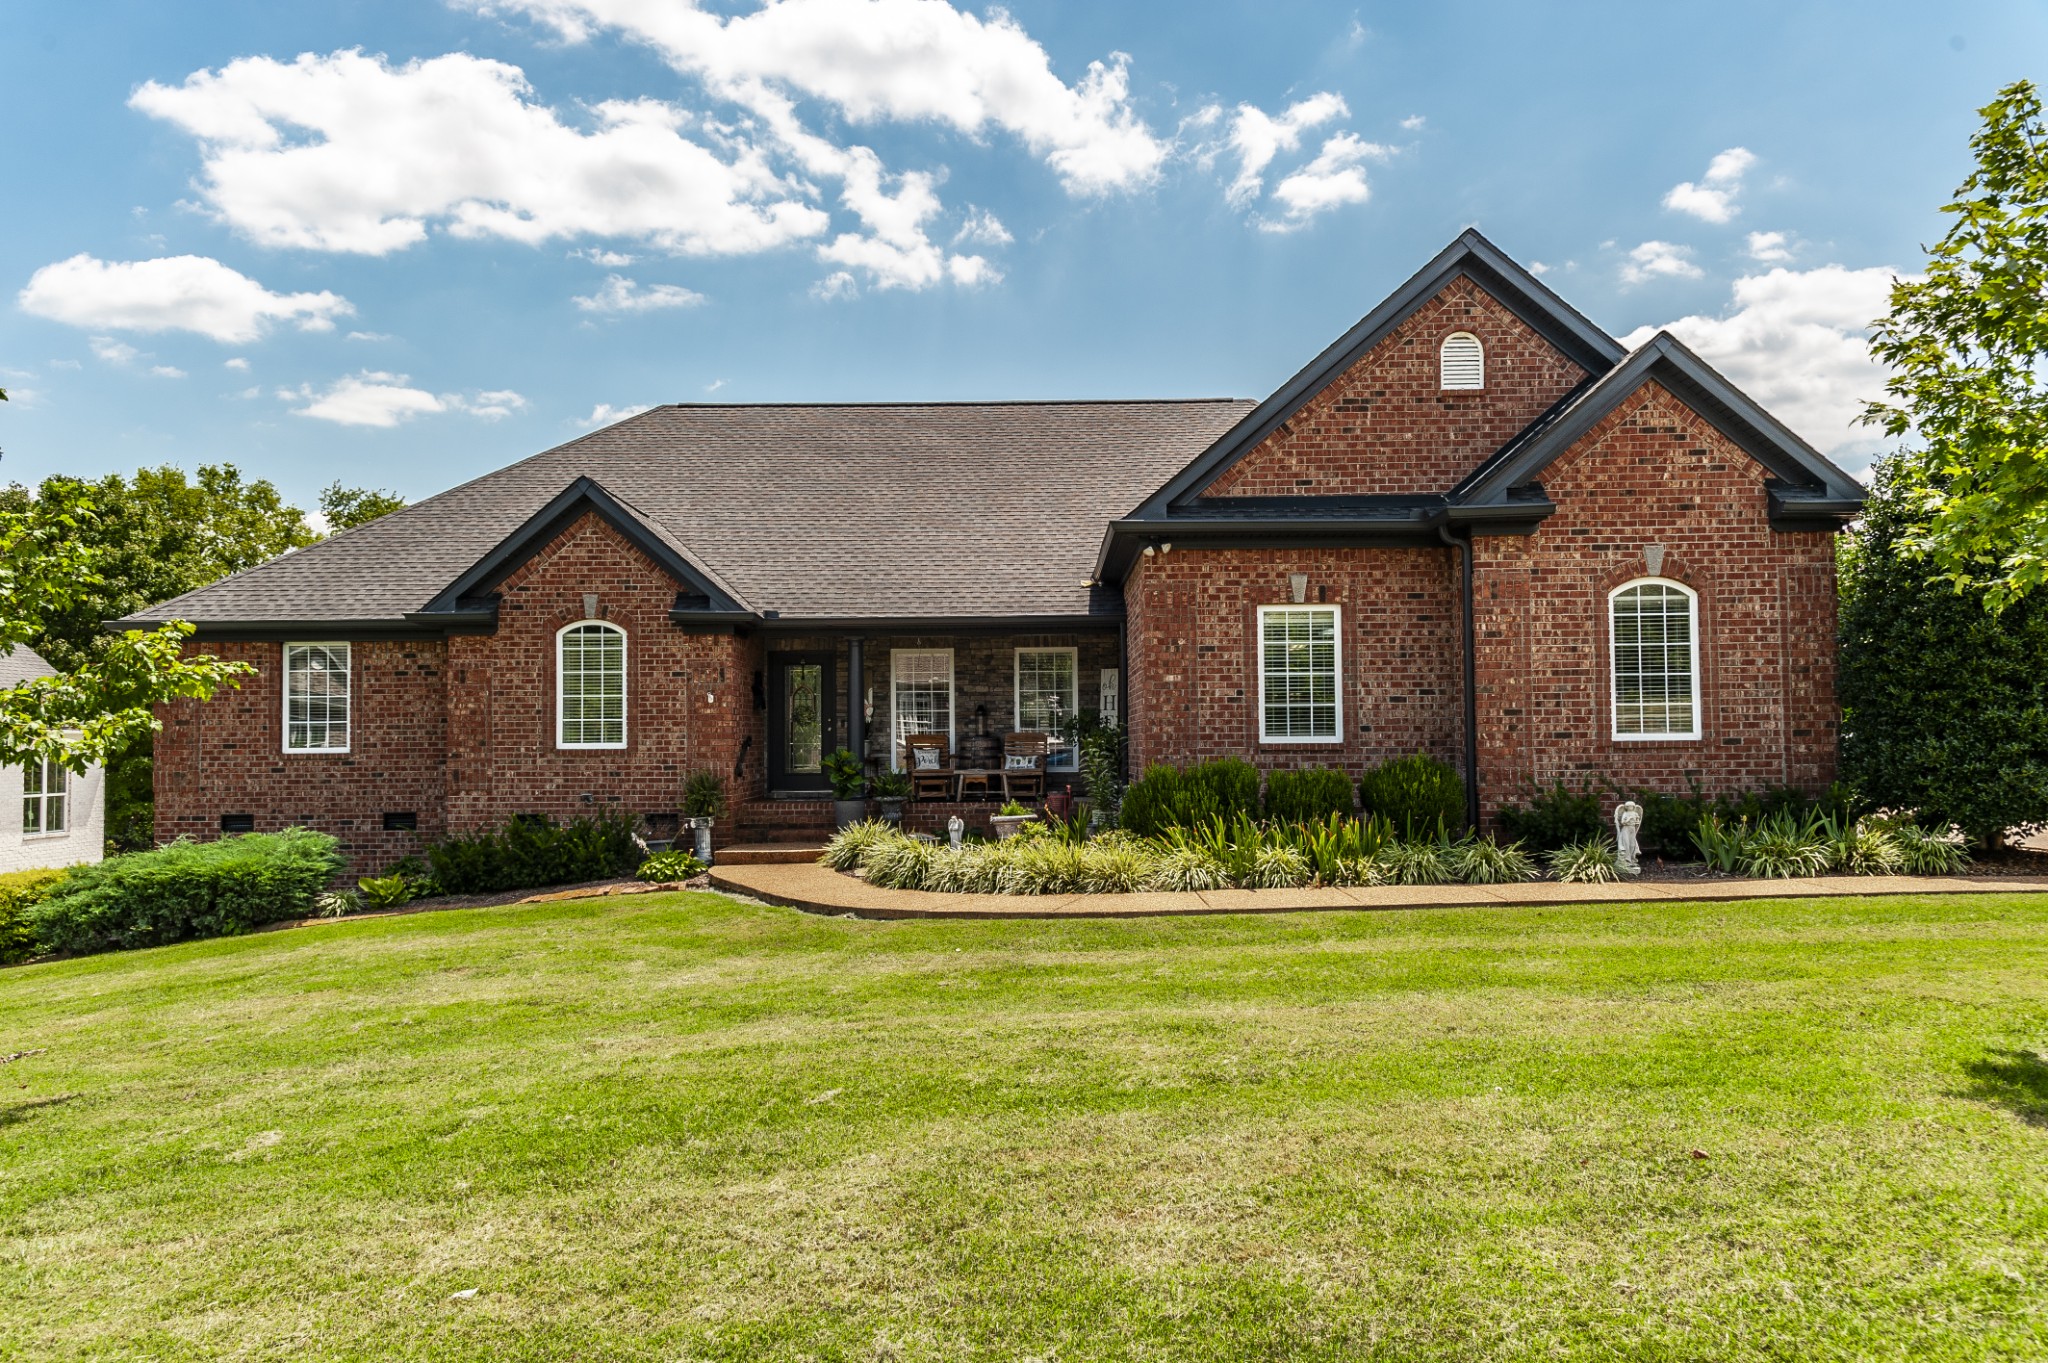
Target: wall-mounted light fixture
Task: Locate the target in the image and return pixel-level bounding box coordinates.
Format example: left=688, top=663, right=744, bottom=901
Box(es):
left=1289, top=572, right=1309, bottom=604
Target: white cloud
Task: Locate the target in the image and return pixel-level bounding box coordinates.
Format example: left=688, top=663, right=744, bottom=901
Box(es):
left=346, top=330, right=392, bottom=341
left=576, top=401, right=655, bottom=427
left=1625, top=263, right=1900, bottom=471
left=1746, top=230, right=1793, bottom=263
left=1662, top=146, right=1756, bottom=224
left=572, top=274, right=708, bottom=312
left=704, top=378, right=725, bottom=393
left=810, top=270, right=858, bottom=301
left=952, top=208, right=1012, bottom=247
left=225, top=356, right=251, bottom=371
left=19, top=254, right=352, bottom=343
left=1620, top=240, right=1703, bottom=285
left=465, top=0, right=1169, bottom=195
left=131, top=50, right=829, bottom=257
left=570, top=246, right=638, bottom=267
left=1398, top=113, right=1425, bottom=131
left=284, top=372, right=529, bottom=426
left=1262, top=132, right=1387, bottom=232
left=1225, top=92, right=1347, bottom=207
left=90, top=337, right=141, bottom=365
left=150, top=365, right=188, bottom=379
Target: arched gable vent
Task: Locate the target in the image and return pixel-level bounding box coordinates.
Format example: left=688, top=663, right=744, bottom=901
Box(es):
left=1440, top=331, right=1484, bottom=390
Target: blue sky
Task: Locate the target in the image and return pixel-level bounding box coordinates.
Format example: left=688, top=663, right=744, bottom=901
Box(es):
left=2, top=0, right=2041, bottom=514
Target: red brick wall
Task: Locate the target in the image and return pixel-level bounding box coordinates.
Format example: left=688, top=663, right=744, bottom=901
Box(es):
left=154, top=639, right=449, bottom=873
left=1472, top=381, right=1840, bottom=817
left=1203, top=277, right=1588, bottom=498
left=1122, top=546, right=1464, bottom=780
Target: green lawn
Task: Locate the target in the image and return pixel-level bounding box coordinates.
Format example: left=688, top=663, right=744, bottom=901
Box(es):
left=3, top=892, right=2046, bottom=1361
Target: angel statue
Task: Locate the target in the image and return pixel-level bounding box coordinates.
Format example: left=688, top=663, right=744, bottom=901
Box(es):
left=1614, top=800, right=1644, bottom=877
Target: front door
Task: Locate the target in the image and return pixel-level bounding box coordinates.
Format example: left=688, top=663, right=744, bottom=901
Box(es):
left=767, top=653, right=836, bottom=794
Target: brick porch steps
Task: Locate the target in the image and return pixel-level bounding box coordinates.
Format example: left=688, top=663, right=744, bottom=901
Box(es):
left=715, top=844, right=826, bottom=866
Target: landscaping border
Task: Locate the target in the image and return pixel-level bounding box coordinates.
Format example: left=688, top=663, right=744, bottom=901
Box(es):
left=710, top=862, right=2048, bottom=920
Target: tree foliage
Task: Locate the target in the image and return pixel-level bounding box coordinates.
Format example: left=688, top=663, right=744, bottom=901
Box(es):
left=1839, top=463, right=2048, bottom=845
left=319, top=481, right=406, bottom=532
left=1865, top=80, right=2048, bottom=610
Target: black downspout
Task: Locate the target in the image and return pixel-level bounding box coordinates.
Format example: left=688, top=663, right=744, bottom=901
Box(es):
left=847, top=636, right=865, bottom=770
left=1437, top=522, right=1481, bottom=832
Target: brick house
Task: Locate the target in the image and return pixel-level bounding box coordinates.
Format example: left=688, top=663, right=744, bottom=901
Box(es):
left=126, top=231, right=1864, bottom=873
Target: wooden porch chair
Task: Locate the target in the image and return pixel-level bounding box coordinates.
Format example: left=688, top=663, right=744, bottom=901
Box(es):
left=1000, top=731, right=1049, bottom=802
left=903, top=733, right=955, bottom=801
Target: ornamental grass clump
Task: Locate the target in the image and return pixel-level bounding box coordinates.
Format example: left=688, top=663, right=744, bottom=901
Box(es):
left=1145, top=846, right=1229, bottom=891
left=1380, top=837, right=1457, bottom=886
left=1818, top=813, right=1904, bottom=876
left=1245, top=844, right=1313, bottom=889
left=861, top=835, right=939, bottom=890
left=1549, top=834, right=1622, bottom=884
left=820, top=819, right=898, bottom=871
left=1738, top=810, right=1833, bottom=879
left=1077, top=840, right=1154, bottom=894
left=1450, top=836, right=1540, bottom=885
left=1888, top=820, right=1972, bottom=875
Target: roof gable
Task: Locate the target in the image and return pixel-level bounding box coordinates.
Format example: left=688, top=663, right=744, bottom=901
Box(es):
left=1127, top=228, right=1626, bottom=519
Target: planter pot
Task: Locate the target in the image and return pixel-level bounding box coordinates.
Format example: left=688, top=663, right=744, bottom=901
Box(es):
left=832, top=798, right=869, bottom=829
left=688, top=818, right=715, bottom=865
left=991, top=814, right=1036, bottom=840
left=878, top=797, right=906, bottom=825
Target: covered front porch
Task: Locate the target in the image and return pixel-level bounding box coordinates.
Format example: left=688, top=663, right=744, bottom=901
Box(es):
left=735, top=625, right=1120, bottom=838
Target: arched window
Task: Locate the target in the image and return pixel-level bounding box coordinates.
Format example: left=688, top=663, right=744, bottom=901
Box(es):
left=1609, top=580, right=1699, bottom=740
left=557, top=621, right=627, bottom=748
left=1439, top=331, right=1484, bottom=390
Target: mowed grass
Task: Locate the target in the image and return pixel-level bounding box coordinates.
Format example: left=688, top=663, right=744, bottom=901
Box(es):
left=2, top=892, right=2047, bottom=1361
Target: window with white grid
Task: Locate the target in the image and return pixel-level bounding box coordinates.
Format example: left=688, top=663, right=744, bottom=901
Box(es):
left=891, top=649, right=954, bottom=765
left=558, top=621, right=627, bottom=748
left=1610, top=580, right=1700, bottom=739
left=283, top=643, right=351, bottom=753
left=1258, top=606, right=1342, bottom=743
left=22, top=757, right=66, bottom=836
left=1015, top=647, right=1078, bottom=770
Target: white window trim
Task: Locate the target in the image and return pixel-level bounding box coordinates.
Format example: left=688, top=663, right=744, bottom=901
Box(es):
left=22, top=758, right=67, bottom=840
left=1015, top=646, right=1080, bottom=771
left=1256, top=604, right=1344, bottom=745
left=282, top=642, right=351, bottom=755
left=1440, top=330, right=1484, bottom=390
left=1608, top=578, right=1702, bottom=742
left=889, top=648, right=956, bottom=769
left=556, top=619, right=629, bottom=751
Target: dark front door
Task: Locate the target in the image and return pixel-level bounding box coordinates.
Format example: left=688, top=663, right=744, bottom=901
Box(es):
left=767, top=653, right=836, bottom=794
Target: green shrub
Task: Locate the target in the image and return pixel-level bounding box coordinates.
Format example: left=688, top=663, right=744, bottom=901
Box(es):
left=1497, top=780, right=1602, bottom=851
left=0, top=868, right=68, bottom=965
left=820, top=819, right=897, bottom=871
left=1888, top=820, right=1972, bottom=875
left=1549, top=835, right=1621, bottom=884
left=1264, top=767, right=1355, bottom=824
left=1450, top=837, right=1539, bottom=885
left=861, top=835, right=938, bottom=890
left=1077, top=721, right=1126, bottom=821
left=27, top=829, right=344, bottom=956
left=1145, top=845, right=1228, bottom=892
left=637, top=850, right=706, bottom=882
left=1358, top=752, right=1465, bottom=836
left=356, top=874, right=414, bottom=909
left=1077, top=841, right=1153, bottom=893
left=1380, top=837, right=1457, bottom=886
left=1119, top=758, right=1261, bottom=836
left=1284, top=814, right=1391, bottom=886
left=680, top=771, right=728, bottom=821
left=1818, top=813, right=1904, bottom=876
left=1738, top=811, right=1833, bottom=879
left=424, top=812, right=642, bottom=894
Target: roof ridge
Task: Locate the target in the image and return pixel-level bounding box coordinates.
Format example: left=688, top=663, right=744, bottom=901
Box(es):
left=652, top=398, right=1256, bottom=409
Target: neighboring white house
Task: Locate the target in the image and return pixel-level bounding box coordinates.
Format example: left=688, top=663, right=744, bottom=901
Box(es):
left=0, top=646, right=103, bottom=875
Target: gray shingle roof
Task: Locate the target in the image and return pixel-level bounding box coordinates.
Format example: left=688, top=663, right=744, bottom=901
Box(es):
left=0, top=645, right=57, bottom=688
left=123, top=400, right=1255, bottom=628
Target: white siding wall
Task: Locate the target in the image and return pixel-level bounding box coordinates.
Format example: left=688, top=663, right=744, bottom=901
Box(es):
left=0, top=761, right=105, bottom=875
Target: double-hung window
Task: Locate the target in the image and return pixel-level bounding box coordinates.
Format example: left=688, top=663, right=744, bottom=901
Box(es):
left=891, top=650, right=954, bottom=765
left=22, top=758, right=65, bottom=836
left=1258, top=606, right=1342, bottom=743
left=1610, top=579, right=1700, bottom=739
left=284, top=643, right=351, bottom=753
left=558, top=622, right=627, bottom=748
left=1015, top=647, right=1079, bottom=770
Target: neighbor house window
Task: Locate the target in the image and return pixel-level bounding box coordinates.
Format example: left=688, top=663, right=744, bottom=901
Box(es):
left=1015, top=647, right=1079, bottom=770
left=1440, top=331, right=1484, bottom=390
left=1610, top=579, right=1700, bottom=739
left=1258, top=606, right=1342, bottom=743
left=22, top=758, right=65, bottom=836
left=558, top=621, right=627, bottom=748
left=891, top=649, right=954, bottom=765
left=284, top=643, right=351, bottom=753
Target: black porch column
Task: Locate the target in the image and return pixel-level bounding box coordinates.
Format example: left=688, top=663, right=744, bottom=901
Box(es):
left=847, top=636, right=865, bottom=769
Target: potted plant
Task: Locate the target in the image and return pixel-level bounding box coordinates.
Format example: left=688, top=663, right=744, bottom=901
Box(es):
left=681, top=770, right=727, bottom=865
left=991, top=799, right=1037, bottom=840
left=822, top=747, right=868, bottom=829
left=871, top=767, right=911, bottom=825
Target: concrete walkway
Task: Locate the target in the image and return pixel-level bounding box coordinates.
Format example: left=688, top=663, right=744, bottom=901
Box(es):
left=709, top=860, right=2048, bottom=920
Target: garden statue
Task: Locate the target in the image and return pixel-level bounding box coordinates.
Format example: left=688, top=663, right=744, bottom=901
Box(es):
left=1614, top=800, right=1644, bottom=877
left=948, top=815, right=964, bottom=850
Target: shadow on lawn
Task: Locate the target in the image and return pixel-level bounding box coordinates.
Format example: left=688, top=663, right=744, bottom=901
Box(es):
left=0, top=1093, right=78, bottom=1127
left=1962, top=1048, right=2048, bottom=1127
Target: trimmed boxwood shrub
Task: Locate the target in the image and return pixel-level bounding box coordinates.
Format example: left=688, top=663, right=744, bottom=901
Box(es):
left=1357, top=752, right=1465, bottom=836
left=0, top=868, right=68, bottom=965
left=1264, top=767, right=1355, bottom=824
left=27, top=829, right=343, bottom=956
left=425, top=811, right=642, bottom=894
left=1497, top=779, right=1602, bottom=852
left=1118, top=758, right=1261, bottom=837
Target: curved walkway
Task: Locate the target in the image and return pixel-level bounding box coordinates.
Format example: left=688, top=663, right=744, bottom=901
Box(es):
left=709, top=861, right=2048, bottom=920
